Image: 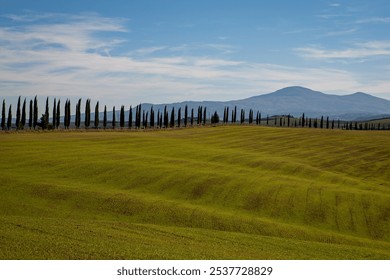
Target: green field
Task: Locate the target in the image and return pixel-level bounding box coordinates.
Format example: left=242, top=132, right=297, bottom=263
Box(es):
left=0, top=126, right=389, bottom=259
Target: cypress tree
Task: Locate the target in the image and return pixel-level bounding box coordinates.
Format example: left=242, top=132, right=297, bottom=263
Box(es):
left=94, top=101, right=99, bottom=129
left=266, top=115, right=269, bottom=125
left=326, top=117, right=329, bottom=129
left=203, top=106, right=207, bottom=125
left=156, top=110, right=160, bottom=128
left=7, top=105, right=12, bottom=130
left=150, top=106, right=155, bottom=128
left=28, top=100, right=34, bottom=129
left=191, top=108, right=194, bottom=126
left=233, top=106, right=237, bottom=123
left=184, top=105, right=188, bottom=127
left=16, top=96, right=21, bottom=129
left=256, top=111, right=259, bottom=125
left=120, top=105, right=125, bottom=128
left=274, top=116, right=277, bottom=126
left=56, top=100, right=60, bottom=129
left=164, top=106, right=168, bottom=128
left=320, top=116, right=324, bottom=129
left=197, top=106, right=202, bottom=125
left=21, top=98, right=26, bottom=129
left=159, top=113, right=163, bottom=128
left=178, top=107, right=181, bottom=127
left=75, top=99, right=81, bottom=128
left=302, top=113, right=305, bottom=127
left=279, top=117, right=283, bottom=127
left=223, top=107, right=227, bottom=124
left=337, top=119, right=340, bottom=129
left=287, top=114, right=290, bottom=127
left=52, top=98, right=56, bottom=128
left=128, top=106, right=133, bottom=129
left=85, top=99, right=91, bottom=128
left=33, top=96, right=38, bottom=129
left=64, top=100, right=68, bottom=129
left=112, top=106, right=116, bottom=129
left=142, top=110, right=146, bottom=128
left=103, top=105, right=107, bottom=129
left=43, top=98, right=48, bottom=129
left=308, top=118, right=312, bottom=128
left=249, top=109, right=253, bottom=124
left=331, top=119, right=334, bottom=129
left=170, top=107, right=175, bottom=128
left=145, top=111, right=149, bottom=128
left=1, top=100, right=5, bottom=130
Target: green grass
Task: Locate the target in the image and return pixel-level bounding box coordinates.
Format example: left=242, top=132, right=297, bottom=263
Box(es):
left=0, top=126, right=389, bottom=259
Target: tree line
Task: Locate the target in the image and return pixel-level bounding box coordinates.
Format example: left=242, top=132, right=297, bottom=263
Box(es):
left=1, top=96, right=389, bottom=131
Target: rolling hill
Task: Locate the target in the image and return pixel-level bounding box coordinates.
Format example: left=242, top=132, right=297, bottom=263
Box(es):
left=0, top=126, right=389, bottom=259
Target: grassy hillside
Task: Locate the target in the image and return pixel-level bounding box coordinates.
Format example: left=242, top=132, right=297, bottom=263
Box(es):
left=0, top=126, right=389, bottom=259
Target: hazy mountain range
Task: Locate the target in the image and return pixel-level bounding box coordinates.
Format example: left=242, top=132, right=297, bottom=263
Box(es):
left=135, top=86, right=390, bottom=121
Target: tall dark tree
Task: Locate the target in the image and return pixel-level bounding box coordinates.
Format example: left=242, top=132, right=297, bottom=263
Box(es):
left=302, top=113, right=305, bottom=127
left=159, top=112, right=163, bottom=129
left=120, top=105, right=125, bottom=128
left=52, top=98, right=56, bottom=128
left=103, top=105, right=107, bottom=129
left=177, top=107, right=181, bottom=127
left=190, top=108, right=194, bottom=126
left=94, top=101, right=99, bottom=129
left=1, top=100, right=6, bottom=130
left=326, top=116, right=329, bottom=129
left=203, top=106, right=207, bottom=125
left=320, top=116, right=324, bottom=129
left=16, top=96, right=21, bottom=129
left=197, top=106, right=202, bottom=125
left=28, top=100, right=34, bottom=129
left=170, top=107, right=175, bottom=128
left=308, top=118, right=312, bottom=128
left=331, top=119, right=335, bottom=129
left=56, top=100, right=60, bottom=129
left=7, top=105, right=12, bottom=130
left=184, top=105, right=188, bottom=127
left=233, top=106, right=237, bottom=123
left=33, top=96, right=38, bottom=129
left=21, top=98, right=26, bottom=129
left=64, top=100, right=68, bottom=129
left=163, top=106, right=168, bottom=128
left=38, top=97, right=49, bottom=130
left=223, top=107, right=227, bottom=124
left=85, top=99, right=91, bottom=128
left=150, top=106, right=155, bottom=128
left=248, top=109, right=253, bottom=124
left=128, top=106, right=133, bottom=129
left=75, top=99, right=81, bottom=128
left=287, top=114, right=290, bottom=127
left=112, top=106, right=116, bottom=129
left=266, top=115, right=269, bottom=125
left=142, top=110, right=146, bottom=128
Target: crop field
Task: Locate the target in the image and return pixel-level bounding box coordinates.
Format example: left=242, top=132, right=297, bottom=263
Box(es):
left=0, top=126, right=389, bottom=259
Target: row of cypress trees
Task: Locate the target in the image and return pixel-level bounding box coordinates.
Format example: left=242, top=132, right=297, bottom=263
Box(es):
left=1, top=97, right=389, bottom=131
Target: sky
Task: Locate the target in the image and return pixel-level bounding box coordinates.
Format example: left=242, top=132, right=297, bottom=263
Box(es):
left=1, top=0, right=390, bottom=109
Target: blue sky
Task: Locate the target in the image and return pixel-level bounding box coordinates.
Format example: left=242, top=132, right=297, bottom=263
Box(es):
left=1, top=0, right=390, bottom=109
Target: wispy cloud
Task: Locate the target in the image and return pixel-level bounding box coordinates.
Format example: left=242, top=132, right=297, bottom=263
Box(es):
left=356, top=17, right=390, bottom=24
left=295, top=41, right=390, bottom=59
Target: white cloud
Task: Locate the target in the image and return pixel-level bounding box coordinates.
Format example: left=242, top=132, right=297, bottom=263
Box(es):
left=356, top=17, right=390, bottom=24
left=295, top=41, right=390, bottom=59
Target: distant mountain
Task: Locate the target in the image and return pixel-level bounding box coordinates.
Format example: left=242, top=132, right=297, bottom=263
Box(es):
left=96, top=86, right=390, bottom=121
